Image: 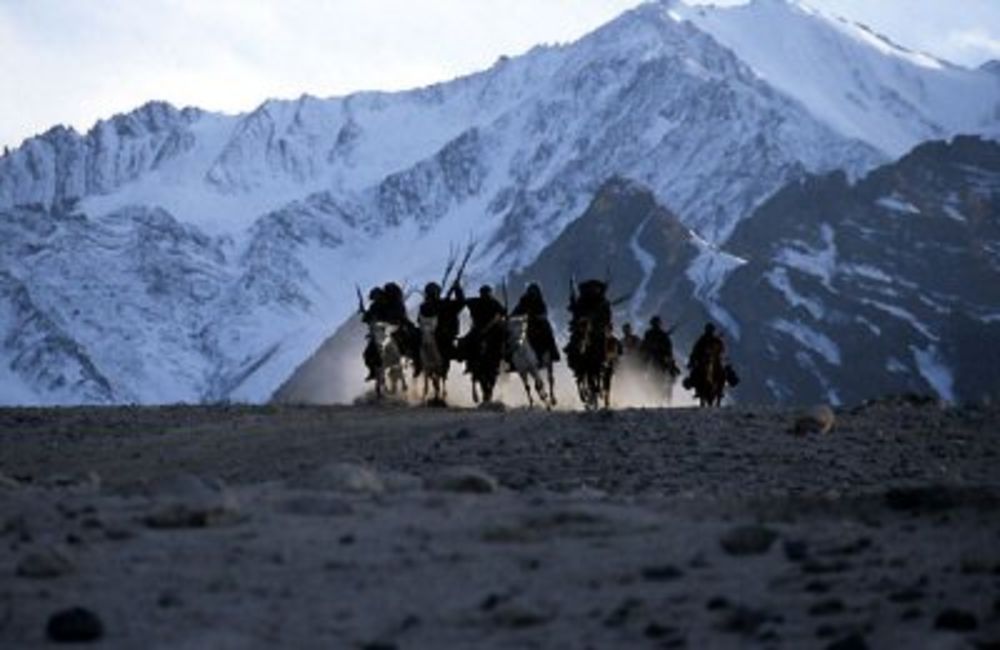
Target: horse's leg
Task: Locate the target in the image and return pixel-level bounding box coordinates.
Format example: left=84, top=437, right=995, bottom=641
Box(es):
left=472, top=378, right=480, bottom=404
left=547, top=364, right=557, bottom=406
left=529, top=368, right=547, bottom=407
left=521, top=373, right=534, bottom=408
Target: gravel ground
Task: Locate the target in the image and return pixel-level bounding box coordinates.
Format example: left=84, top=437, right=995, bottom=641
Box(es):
left=1, top=400, right=998, bottom=648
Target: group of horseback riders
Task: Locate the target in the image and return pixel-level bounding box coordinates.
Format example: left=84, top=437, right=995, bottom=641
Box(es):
left=358, top=269, right=737, bottom=409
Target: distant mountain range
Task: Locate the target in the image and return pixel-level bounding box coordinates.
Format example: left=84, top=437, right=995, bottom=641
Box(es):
left=1, top=0, right=998, bottom=406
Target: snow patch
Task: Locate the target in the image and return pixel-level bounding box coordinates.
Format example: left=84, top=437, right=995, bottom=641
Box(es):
left=765, top=267, right=824, bottom=319
left=771, top=318, right=842, bottom=366
left=686, top=230, right=747, bottom=338
left=860, top=298, right=938, bottom=341
left=942, top=204, right=967, bottom=223
left=876, top=195, right=920, bottom=215
left=774, top=223, right=837, bottom=289
left=842, top=262, right=892, bottom=283
left=628, top=215, right=657, bottom=319
left=911, top=344, right=955, bottom=402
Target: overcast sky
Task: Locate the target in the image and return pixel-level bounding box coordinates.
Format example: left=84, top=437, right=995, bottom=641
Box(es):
left=2, top=0, right=999, bottom=151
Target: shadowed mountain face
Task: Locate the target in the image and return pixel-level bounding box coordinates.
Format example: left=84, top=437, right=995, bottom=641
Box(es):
left=720, top=136, right=1000, bottom=405
left=510, top=136, right=1000, bottom=406
left=510, top=177, right=707, bottom=334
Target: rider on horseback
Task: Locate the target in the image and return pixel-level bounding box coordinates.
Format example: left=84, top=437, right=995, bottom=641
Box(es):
left=511, top=283, right=561, bottom=363
left=684, top=323, right=735, bottom=405
left=641, top=316, right=680, bottom=380
left=361, top=283, right=418, bottom=381
left=458, top=285, right=506, bottom=366
left=566, top=279, right=612, bottom=372
left=418, top=281, right=466, bottom=376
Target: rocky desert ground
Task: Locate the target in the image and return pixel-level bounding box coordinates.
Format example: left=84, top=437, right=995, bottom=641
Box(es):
left=1, top=399, right=998, bottom=648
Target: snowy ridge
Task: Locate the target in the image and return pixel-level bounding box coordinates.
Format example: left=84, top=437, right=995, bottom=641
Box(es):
left=674, top=0, right=1000, bottom=157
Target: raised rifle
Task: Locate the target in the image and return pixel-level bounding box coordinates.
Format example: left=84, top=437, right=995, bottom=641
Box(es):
left=448, top=241, right=476, bottom=298
left=609, top=292, right=633, bottom=308
left=440, top=244, right=458, bottom=289
left=355, top=285, right=366, bottom=316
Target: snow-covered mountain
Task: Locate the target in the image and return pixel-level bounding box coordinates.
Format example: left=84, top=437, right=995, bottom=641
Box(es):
left=675, top=0, right=1000, bottom=157
left=1, top=0, right=998, bottom=405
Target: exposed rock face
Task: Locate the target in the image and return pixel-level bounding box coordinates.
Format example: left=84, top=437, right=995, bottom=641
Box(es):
left=720, top=135, right=1000, bottom=405
left=510, top=177, right=709, bottom=331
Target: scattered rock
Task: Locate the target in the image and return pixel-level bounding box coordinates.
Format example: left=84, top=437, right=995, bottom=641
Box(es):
left=44, top=471, right=101, bottom=491
left=809, top=599, right=845, bottom=617
left=888, top=588, right=924, bottom=604
left=158, top=590, right=182, bottom=608
left=381, top=471, right=424, bottom=493
left=46, top=607, right=104, bottom=643
left=802, top=559, right=850, bottom=575
left=0, top=471, right=20, bottom=490
left=641, top=565, right=685, bottom=582
left=793, top=405, right=836, bottom=435
left=783, top=539, right=810, bottom=562
left=279, top=496, right=354, bottom=517
left=935, top=608, right=978, bottom=631
left=883, top=485, right=999, bottom=512
left=427, top=467, right=498, bottom=494
left=604, top=597, right=642, bottom=628
left=720, top=525, right=778, bottom=556
left=719, top=605, right=773, bottom=635
left=959, top=551, right=994, bottom=574
left=491, top=603, right=555, bottom=628
left=644, top=622, right=677, bottom=639
left=143, top=475, right=242, bottom=529
left=825, top=633, right=869, bottom=650
left=16, top=546, right=75, bottom=578
left=706, top=596, right=730, bottom=611
left=291, top=463, right=385, bottom=494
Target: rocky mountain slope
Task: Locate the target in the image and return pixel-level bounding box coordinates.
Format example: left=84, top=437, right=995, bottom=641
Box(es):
left=719, top=135, right=1000, bottom=405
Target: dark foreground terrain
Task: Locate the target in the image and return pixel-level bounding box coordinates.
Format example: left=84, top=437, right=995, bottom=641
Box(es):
left=1, top=401, right=998, bottom=648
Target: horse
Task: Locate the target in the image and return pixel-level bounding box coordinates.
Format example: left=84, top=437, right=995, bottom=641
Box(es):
left=464, top=319, right=505, bottom=405
left=505, top=316, right=551, bottom=408
left=687, top=352, right=727, bottom=407
left=526, top=317, right=558, bottom=406
left=417, top=315, right=448, bottom=403
left=369, top=321, right=407, bottom=398
left=567, top=316, right=616, bottom=410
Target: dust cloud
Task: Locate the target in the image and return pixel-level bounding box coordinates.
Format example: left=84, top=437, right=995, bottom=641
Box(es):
left=273, top=316, right=699, bottom=409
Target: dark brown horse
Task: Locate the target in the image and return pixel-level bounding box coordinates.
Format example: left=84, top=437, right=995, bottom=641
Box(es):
left=567, top=316, right=617, bottom=410
left=687, top=352, right=739, bottom=407
left=463, top=318, right=505, bottom=405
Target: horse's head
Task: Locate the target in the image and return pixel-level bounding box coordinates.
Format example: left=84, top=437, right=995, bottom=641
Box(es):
left=370, top=321, right=398, bottom=349
left=506, top=315, right=529, bottom=346
left=418, top=315, right=438, bottom=340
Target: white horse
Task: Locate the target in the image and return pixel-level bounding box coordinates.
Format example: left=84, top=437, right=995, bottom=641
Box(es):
left=418, top=315, right=447, bottom=403
left=370, top=322, right=406, bottom=398
left=506, top=315, right=551, bottom=409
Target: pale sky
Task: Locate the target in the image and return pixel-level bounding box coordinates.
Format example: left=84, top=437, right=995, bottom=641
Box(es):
left=2, top=0, right=999, bottom=151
